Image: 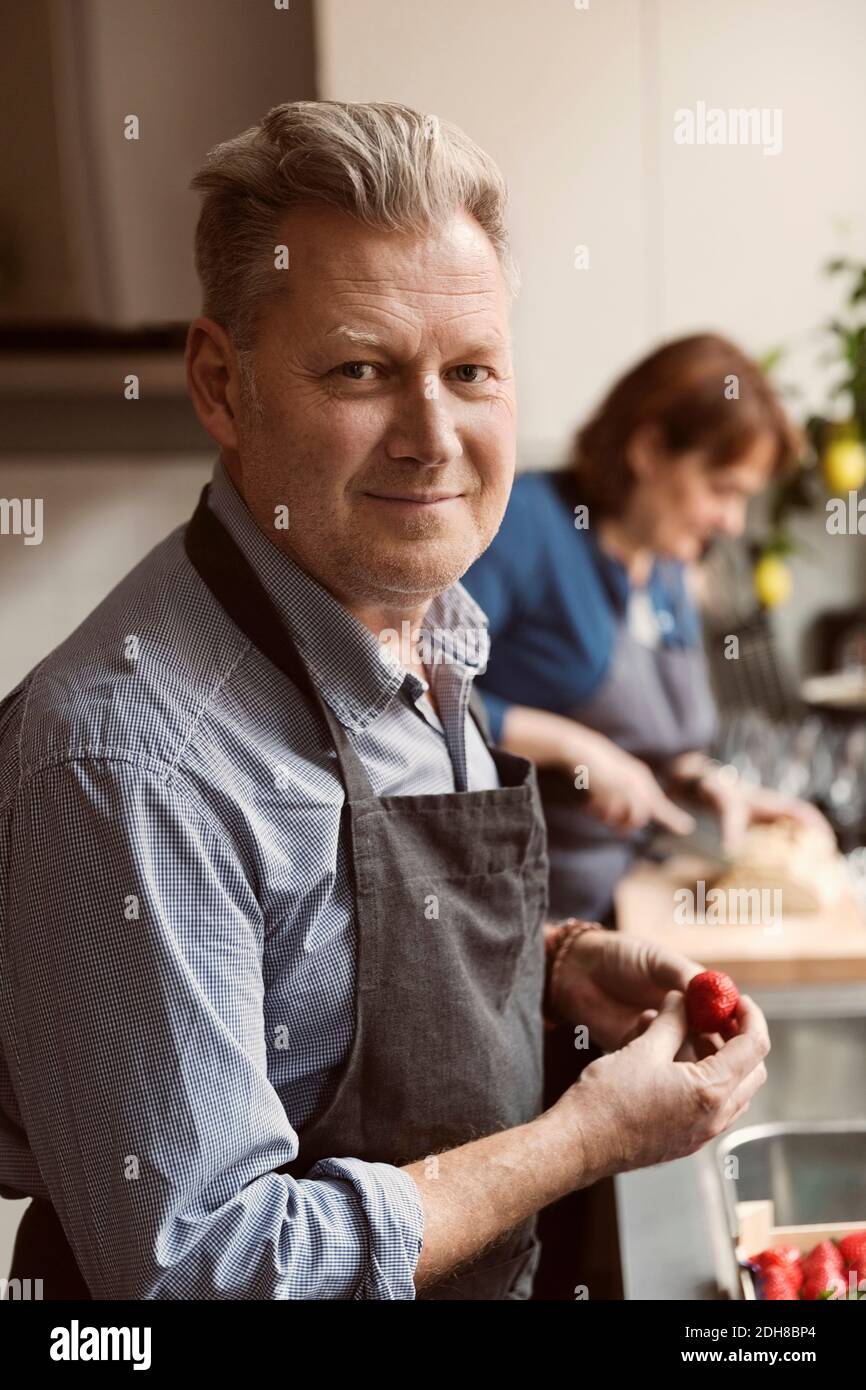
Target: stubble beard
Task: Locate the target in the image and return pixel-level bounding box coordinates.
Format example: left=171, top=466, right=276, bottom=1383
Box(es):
left=236, top=397, right=496, bottom=607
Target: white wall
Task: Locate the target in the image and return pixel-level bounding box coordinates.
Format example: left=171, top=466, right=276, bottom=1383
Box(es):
left=0, top=456, right=211, bottom=694
left=653, top=0, right=866, bottom=667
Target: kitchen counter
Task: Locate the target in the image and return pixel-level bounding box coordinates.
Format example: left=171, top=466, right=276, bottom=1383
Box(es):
left=615, top=980, right=866, bottom=1300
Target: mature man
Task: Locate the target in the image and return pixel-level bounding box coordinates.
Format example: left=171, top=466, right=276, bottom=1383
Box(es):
left=0, top=101, right=769, bottom=1300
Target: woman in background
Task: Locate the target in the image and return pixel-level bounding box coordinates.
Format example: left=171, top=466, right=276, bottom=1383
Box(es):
left=463, top=333, right=830, bottom=925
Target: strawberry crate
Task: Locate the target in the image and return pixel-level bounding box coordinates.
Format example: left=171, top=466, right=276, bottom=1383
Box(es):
left=735, top=1198, right=865, bottom=1299
left=714, top=1121, right=866, bottom=1300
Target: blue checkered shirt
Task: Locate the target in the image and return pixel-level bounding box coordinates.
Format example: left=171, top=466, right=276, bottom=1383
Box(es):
left=0, top=456, right=499, bottom=1299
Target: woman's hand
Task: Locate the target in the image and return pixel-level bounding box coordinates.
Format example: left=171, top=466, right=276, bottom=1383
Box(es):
left=697, top=766, right=836, bottom=857
left=548, top=924, right=711, bottom=1053
left=573, top=730, right=696, bottom=837
left=500, top=706, right=695, bottom=837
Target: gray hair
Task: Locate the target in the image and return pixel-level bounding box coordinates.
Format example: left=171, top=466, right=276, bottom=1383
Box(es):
left=190, top=100, right=518, bottom=385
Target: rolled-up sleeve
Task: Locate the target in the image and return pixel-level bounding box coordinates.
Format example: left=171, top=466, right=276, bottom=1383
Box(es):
left=1, top=758, right=424, bottom=1299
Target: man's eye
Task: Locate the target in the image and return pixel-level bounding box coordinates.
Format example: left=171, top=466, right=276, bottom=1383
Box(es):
left=337, top=361, right=379, bottom=380
left=447, top=364, right=492, bottom=384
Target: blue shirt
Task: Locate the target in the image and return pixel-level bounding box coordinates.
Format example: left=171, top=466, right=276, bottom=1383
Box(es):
left=0, top=456, right=499, bottom=1300
left=462, top=470, right=702, bottom=741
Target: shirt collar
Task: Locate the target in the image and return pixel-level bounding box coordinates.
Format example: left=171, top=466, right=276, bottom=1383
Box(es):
left=204, top=456, right=490, bottom=731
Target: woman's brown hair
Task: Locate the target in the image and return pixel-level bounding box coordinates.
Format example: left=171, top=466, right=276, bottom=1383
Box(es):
left=569, top=333, right=801, bottom=515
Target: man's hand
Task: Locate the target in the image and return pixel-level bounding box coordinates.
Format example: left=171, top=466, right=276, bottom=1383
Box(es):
left=552, top=991, right=771, bottom=1176
left=549, top=925, right=709, bottom=1053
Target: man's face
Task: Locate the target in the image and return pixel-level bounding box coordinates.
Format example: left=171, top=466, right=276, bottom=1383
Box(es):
left=230, top=205, right=516, bottom=609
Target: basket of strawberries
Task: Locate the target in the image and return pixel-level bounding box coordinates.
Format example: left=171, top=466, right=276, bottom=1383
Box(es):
left=736, top=1199, right=866, bottom=1300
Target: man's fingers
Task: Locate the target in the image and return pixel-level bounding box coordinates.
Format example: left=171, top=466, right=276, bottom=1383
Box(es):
left=622, top=1008, right=658, bottom=1046
left=641, top=990, right=690, bottom=1058
left=705, top=1035, right=767, bottom=1086
left=720, top=1057, right=769, bottom=1123
left=596, top=998, right=654, bottom=1047
left=698, top=995, right=770, bottom=1084
left=730, top=993, right=770, bottom=1053
left=676, top=1029, right=726, bottom=1061
left=596, top=800, right=634, bottom=830
left=646, top=947, right=708, bottom=996
left=637, top=984, right=768, bottom=1080
left=725, top=1094, right=758, bottom=1130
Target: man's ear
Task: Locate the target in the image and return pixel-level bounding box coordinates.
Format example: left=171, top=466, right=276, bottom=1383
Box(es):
left=185, top=317, right=242, bottom=452
left=625, top=421, right=667, bottom=482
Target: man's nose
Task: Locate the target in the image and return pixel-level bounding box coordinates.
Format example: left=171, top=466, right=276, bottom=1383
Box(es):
left=385, top=382, right=463, bottom=466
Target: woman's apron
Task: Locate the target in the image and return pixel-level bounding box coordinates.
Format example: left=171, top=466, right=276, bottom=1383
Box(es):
left=538, top=589, right=718, bottom=925
left=9, top=484, right=550, bottom=1301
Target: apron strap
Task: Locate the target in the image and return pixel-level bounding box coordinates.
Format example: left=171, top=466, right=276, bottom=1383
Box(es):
left=183, top=484, right=377, bottom=803
left=467, top=684, right=492, bottom=746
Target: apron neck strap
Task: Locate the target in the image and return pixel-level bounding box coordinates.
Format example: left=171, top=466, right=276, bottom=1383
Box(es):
left=183, top=484, right=377, bottom=803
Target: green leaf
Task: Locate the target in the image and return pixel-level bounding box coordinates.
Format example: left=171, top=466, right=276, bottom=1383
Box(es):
left=758, top=346, right=786, bottom=374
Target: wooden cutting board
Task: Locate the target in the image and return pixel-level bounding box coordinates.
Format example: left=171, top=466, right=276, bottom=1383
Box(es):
left=614, top=854, right=866, bottom=985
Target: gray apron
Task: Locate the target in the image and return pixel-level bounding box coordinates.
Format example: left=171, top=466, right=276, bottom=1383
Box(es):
left=10, top=485, right=551, bottom=1301
left=538, top=583, right=718, bottom=924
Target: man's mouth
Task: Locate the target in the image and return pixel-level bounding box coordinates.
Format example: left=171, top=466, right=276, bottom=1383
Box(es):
left=363, top=491, right=464, bottom=507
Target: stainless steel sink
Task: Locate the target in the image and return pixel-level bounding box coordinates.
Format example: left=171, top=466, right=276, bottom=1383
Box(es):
left=737, top=1006, right=866, bottom=1127
left=715, top=1121, right=866, bottom=1228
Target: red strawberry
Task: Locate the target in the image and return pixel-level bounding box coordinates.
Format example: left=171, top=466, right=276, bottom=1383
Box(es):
left=757, top=1267, right=801, bottom=1300
left=751, top=1246, right=803, bottom=1290
left=685, top=971, right=739, bottom=1033
left=802, top=1240, right=845, bottom=1278
left=801, top=1240, right=847, bottom=1299
left=838, top=1230, right=866, bottom=1292
left=802, top=1272, right=847, bottom=1300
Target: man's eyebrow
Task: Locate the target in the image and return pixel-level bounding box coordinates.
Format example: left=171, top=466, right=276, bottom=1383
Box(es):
left=453, top=336, right=513, bottom=359
left=325, top=324, right=512, bottom=359
left=325, top=325, right=391, bottom=350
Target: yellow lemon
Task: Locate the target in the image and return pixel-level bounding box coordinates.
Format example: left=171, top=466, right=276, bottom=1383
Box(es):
left=822, top=439, right=866, bottom=494
left=754, top=553, right=792, bottom=608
